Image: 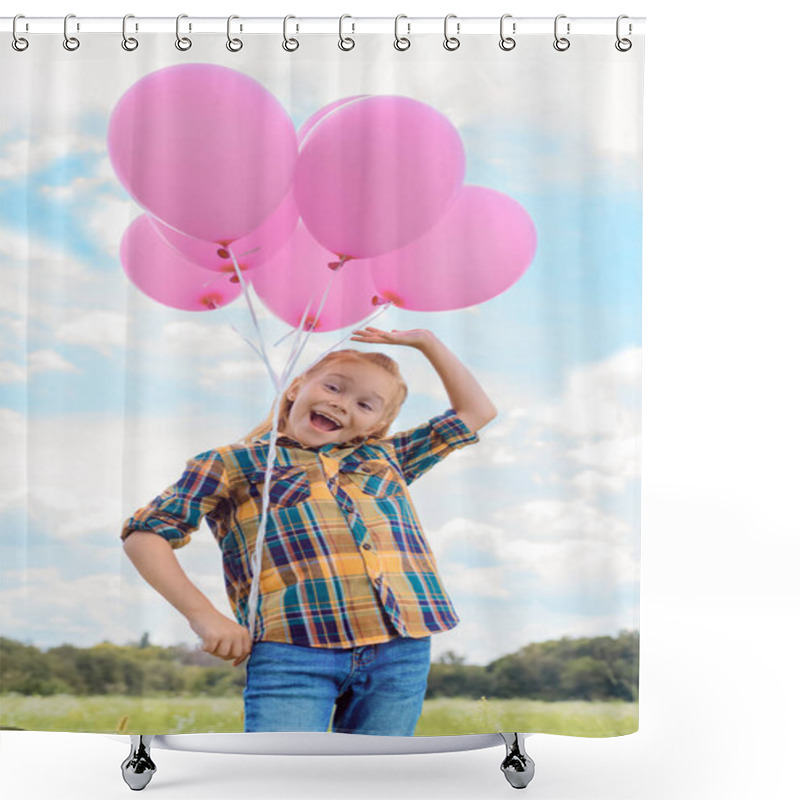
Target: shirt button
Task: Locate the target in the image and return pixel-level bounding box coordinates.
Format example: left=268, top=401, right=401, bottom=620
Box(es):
left=362, top=542, right=372, bottom=550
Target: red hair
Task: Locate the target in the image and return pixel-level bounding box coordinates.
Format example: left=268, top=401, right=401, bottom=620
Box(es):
left=240, top=349, right=408, bottom=445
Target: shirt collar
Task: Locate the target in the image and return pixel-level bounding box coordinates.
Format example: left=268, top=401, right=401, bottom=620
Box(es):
left=259, top=433, right=367, bottom=454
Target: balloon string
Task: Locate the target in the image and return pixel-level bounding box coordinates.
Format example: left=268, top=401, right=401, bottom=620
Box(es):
left=208, top=245, right=283, bottom=639
left=272, top=328, right=296, bottom=348
left=226, top=245, right=280, bottom=391
left=241, top=255, right=347, bottom=641
left=246, top=391, right=283, bottom=637
left=261, top=257, right=345, bottom=376
left=206, top=249, right=384, bottom=642
left=282, top=255, right=345, bottom=374
left=271, top=290, right=318, bottom=348
left=243, top=275, right=342, bottom=639
left=307, top=302, right=391, bottom=373
left=204, top=297, right=273, bottom=371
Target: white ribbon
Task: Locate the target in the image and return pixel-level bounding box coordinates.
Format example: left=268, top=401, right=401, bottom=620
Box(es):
left=224, top=249, right=332, bottom=638
left=208, top=247, right=393, bottom=639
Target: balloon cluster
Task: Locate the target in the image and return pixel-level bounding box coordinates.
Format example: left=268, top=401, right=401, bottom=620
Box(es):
left=109, top=64, right=537, bottom=332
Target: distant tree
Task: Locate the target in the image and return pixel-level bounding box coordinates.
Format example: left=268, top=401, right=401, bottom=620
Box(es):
left=560, top=656, right=615, bottom=700
left=436, top=650, right=466, bottom=665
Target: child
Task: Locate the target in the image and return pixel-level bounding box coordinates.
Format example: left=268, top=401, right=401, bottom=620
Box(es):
left=121, top=326, right=497, bottom=735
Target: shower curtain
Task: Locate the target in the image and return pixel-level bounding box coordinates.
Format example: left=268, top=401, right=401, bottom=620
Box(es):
left=0, top=17, right=643, bottom=739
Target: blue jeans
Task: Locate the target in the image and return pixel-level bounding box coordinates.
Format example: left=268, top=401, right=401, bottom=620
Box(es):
left=243, top=636, right=432, bottom=735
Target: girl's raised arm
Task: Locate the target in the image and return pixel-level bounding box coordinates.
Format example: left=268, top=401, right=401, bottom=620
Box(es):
left=350, top=327, right=498, bottom=434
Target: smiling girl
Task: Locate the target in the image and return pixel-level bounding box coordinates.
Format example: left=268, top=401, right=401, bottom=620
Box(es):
left=121, top=327, right=496, bottom=735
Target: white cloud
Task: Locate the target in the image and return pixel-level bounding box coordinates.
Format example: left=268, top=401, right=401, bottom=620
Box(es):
left=0, top=564, right=231, bottom=649
left=198, top=360, right=268, bottom=387
left=0, top=227, right=94, bottom=312
left=571, top=469, right=628, bottom=496
left=0, top=131, right=104, bottom=180
left=433, top=516, right=507, bottom=561
left=0, top=568, right=127, bottom=646
left=0, top=349, right=80, bottom=383
left=567, top=433, right=640, bottom=481
left=441, top=562, right=513, bottom=599
left=29, top=348, right=80, bottom=373
left=163, top=320, right=250, bottom=358
left=495, top=498, right=631, bottom=545
left=434, top=500, right=636, bottom=595
left=0, top=409, right=28, bottom=516
left=0, top=410, right=229, bottom=543
left=83, top=192, right=137, bottom=259
left=0, top=225, right=126, bottom=361
left=537, top=346, right=641, bottom=439
left=55, top=310, right=127, bottom=352
left=0, top=361, right=25, bottom=383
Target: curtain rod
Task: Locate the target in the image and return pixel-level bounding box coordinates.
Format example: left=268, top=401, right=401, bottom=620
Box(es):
left=1, top=16, right=646, bottom=36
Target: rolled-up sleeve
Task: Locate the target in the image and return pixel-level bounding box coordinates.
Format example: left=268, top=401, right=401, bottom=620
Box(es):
left=382, top=408, right=479, bottom=485
left=120, top=449, right=229, bottom=549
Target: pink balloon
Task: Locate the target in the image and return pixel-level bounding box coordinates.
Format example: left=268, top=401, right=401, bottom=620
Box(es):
left=294, top=95, right=466, bottom=258
left=297, top=95, right=370, bottom=143
left=121, top=215, right=242, bottom=312
left=368, top=186, right=537, bottom=312
left=108, top=64, right=297, bottom=242
left=249, top=223, right=380, bottom=332
left=148, top=191, right=300, bottom=273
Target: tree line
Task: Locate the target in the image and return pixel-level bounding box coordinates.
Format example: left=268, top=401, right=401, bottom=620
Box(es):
left=0, top=630, right=638, bottom=702
left=428, top=631, right=638, bottom=702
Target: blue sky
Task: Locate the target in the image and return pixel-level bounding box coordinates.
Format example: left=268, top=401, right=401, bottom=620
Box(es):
left=1, top=35, right=641, bottom=665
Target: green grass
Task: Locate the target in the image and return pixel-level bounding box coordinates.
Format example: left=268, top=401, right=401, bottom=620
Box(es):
left=0, top=694, right=637, bottom=737
left=416, top=697, right=637, bottom=737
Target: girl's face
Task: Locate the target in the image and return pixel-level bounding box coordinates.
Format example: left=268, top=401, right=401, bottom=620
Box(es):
left=283, top=360, right=397, bottom=446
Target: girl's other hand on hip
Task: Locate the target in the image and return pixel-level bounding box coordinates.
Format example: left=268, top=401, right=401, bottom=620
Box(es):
left=189, top=608, right=252, bottom=667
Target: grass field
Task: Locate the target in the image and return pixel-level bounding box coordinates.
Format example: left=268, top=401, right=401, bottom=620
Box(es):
left=0, top=694, right=637, bottom=737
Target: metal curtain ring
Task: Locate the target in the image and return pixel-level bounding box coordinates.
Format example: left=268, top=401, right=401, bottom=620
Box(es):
left=122, top=14, right=139, bottom=51
left=227, top=15, right=243, bottom=51
left=63, top=13, right=80, bottom=51
left=283, top=15, right=299, bottom=51
left=444, top=14, right=460, bottom=51
left=553, top=14, right=570, bottom=51
left=12, top=15, right=29, bottom=51
left=176, top=14, right=192, bottom=51
left=339, top=15, right=355, bottom=51
left=615, top=15, right=632, bottom=51
left=499, top=14, right=516, bottom=51
left=394, top=14, right=410, bottom=51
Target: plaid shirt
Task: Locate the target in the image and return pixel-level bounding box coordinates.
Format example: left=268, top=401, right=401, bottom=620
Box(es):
left=121, top=409, right=479, bottom=648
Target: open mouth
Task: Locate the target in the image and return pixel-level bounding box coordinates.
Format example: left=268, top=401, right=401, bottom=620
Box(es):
left=310, top=410, right=343, bottom=432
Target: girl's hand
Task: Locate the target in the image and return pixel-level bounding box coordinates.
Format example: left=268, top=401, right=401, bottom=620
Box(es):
left=350, top=327, right=438, bottom=351
left=189, top=608, right=252, bottom=667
